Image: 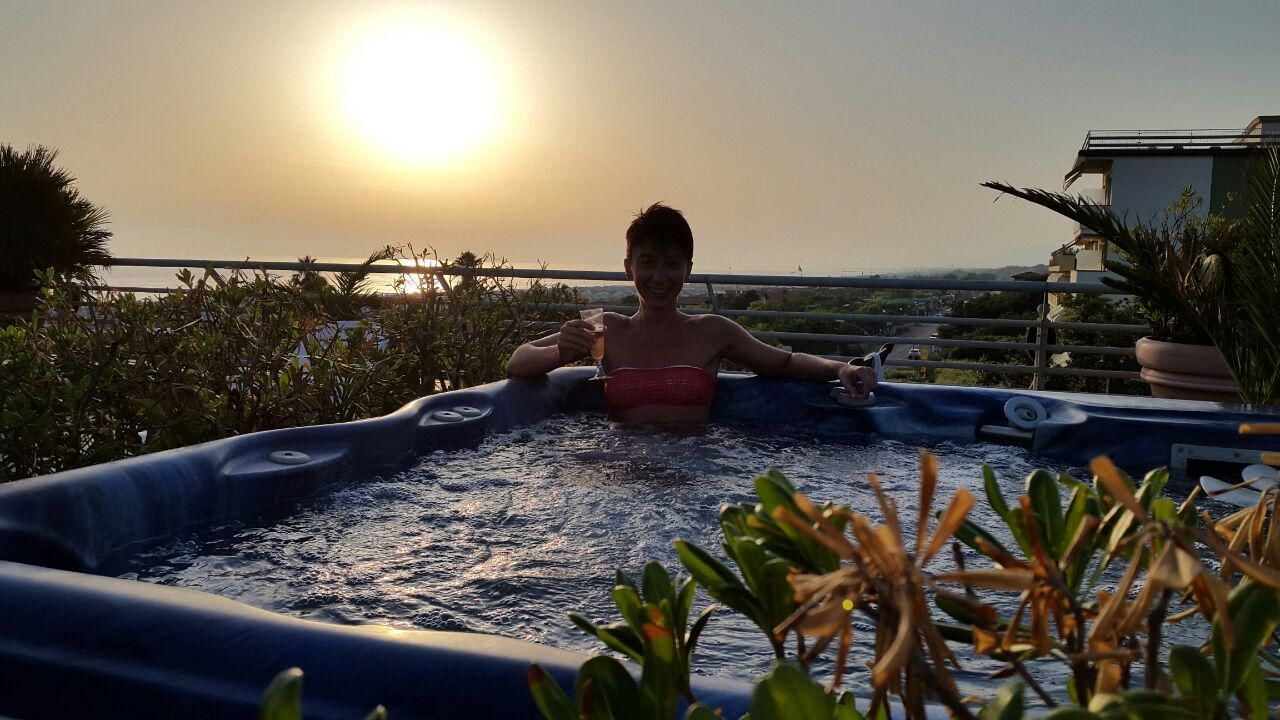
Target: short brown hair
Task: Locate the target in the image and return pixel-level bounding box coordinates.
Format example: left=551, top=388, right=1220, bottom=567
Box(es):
left=625, top=203, right=693, bottom=261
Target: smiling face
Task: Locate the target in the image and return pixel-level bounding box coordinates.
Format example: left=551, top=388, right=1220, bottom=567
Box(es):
left=625, top=239, right=692, bottom=309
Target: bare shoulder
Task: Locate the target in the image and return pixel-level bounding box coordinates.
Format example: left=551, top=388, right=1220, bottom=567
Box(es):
left=689, top=313, right=749, bottom=340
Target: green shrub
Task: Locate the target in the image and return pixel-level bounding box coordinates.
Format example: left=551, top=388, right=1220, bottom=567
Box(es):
left=0, top=250, right=580, bottom=482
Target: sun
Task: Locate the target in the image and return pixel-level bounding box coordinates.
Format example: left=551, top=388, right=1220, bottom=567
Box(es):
left=340, top=19, right=503, bottom=166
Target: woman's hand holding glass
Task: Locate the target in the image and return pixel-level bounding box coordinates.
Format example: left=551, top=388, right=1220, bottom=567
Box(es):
left=556, top=319, right=598, bottom=365
left=580, top=308, right=606, bottom=379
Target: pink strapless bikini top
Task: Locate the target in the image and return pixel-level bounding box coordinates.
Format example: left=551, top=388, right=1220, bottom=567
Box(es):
left=604, top=366, right=717, bottom=412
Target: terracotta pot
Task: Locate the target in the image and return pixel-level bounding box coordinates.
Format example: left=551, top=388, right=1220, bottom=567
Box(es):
left=1134, top=336, right=1241, bottom=402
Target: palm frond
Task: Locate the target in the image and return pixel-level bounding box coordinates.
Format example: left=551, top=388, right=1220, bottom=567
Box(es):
left=334, top=245, right=397, bottom=299
left=982, top=181, right=1211, bottom=344
left=0, top=144, right=113, bottom=291
left=1217, top=147, right=1280, bottom=404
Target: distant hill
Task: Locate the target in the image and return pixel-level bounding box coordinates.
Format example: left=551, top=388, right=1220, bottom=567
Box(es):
left=904, top=264, right=1051, bottom=280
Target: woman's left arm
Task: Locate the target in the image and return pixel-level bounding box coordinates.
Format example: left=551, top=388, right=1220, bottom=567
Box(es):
left=716, top=317, right=877, bottom=397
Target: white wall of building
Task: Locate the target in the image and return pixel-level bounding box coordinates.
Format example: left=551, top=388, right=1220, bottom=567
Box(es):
left=1107, top=156, right=1214, bottom=224
left=1075, top=248, right=1104, bottom=270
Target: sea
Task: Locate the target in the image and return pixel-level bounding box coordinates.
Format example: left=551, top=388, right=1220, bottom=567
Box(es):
left=99, top=257, right=879, bottom=303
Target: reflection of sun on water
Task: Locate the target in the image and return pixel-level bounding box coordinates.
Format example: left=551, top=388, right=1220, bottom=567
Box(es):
left=339, top=17, right=504, bottom=167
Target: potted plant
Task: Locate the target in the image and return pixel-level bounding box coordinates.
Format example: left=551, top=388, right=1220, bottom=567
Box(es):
left=0, top=144, right=112, bottom=314
left=982, top=181, right=1243, bottom=402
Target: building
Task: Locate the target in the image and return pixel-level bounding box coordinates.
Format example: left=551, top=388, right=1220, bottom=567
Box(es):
left=1048, top=115, right=1280, bottom=306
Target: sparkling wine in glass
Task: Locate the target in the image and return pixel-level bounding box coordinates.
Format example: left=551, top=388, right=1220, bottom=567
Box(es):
left=580, top=308, right=606, bottom=379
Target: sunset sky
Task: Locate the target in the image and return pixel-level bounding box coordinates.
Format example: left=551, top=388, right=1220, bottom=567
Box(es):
left=5, top=0, right=1279, bottom=274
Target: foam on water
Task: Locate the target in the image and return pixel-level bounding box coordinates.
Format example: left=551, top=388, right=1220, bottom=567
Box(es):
left=108, top=415, right=1212, bottom=696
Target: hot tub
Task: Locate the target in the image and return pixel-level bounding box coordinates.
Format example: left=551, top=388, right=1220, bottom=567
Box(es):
left=0, top=369, right=1275, bottom=719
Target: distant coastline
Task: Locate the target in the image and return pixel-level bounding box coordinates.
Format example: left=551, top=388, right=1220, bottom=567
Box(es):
left=98, top=256, right=1048, bottom=302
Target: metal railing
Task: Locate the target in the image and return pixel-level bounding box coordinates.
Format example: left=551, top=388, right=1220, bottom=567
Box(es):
left=1082, top=128, right=1280, bottom=152
left=103, top=257, right=1147, bottom=390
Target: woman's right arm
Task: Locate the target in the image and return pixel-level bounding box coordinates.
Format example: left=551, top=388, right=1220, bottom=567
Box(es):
left=507, top=319, right=596, bottom=377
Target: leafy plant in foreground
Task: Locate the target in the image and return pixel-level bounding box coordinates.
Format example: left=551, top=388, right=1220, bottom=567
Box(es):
left=531, top=444, right=1280, bottom=719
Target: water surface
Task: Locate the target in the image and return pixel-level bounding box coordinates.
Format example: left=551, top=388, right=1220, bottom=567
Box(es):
left=110, top=415, right=1213, bottom=697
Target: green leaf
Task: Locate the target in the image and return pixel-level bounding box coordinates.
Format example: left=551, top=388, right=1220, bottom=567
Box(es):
left=984, top=465, right=1030, bottom=555
left=1213, top=581, right=1280, bottom=695
left=676, top=576, right=696, bottom=640
left=1057, top=471, right=1087, bottom=490
left=1061, top=486, right=1089, bottom=555
left=727, top=536, right=768, bottom=592
left=1151, top=497, right=1178, bottom=524
left=1026, top=469, right=1066, bottom=558
left=833, top=691, right=867, bottom=720
left=1102, top=505, right=1138, bottom=567
left=706, top=584, right=767, bottom=628
left=1167, top=645, right=1218, bottom=702
left=569, top=612, right=600, bottom=638
left=616, top=568, right=638, bottom=592
left=978, top=680, right=1024, bottom=720
left=762, top=467, right=798, bottom=495
left=642, top=560, right=676, bottom=607
left=596, top=624, right=645, bottom=663
left=934, top=622, right=974, bottom=643
left=751, top=472, right=839, bottom=574
left=754, top=472, right=798, bottom=517
left=638, top=623, right=680, bottom=720
left=934, top=592, right=979, bottom=625
left=259, top=668, right=304, bottom=720
left=1240, top=659, right=1268, bottom=720
left=686, top=604, right=716, bottom=663
left=528, top=664, right=577, bottom=720
left=744, top=511, right=793, bottom=548
left=612, top=584, right=648, bottom=632
left=749, top=662, right=833, bottom=720
left=719, top=503, right=754, bottom=538
left=676, top=540, right=747, bottom=594
left=952, top=517, right=1011, bottom=557
left=1136, top=468, right=1169, bottom=513
left=756, top=558, right=798, bottom=629
left=983, top=464, right=1011, bottom=519
left=576, top=656, right=640, bottom=720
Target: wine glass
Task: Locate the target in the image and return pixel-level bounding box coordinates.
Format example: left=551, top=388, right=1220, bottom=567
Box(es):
left=580, top=308, right=606, bottom=379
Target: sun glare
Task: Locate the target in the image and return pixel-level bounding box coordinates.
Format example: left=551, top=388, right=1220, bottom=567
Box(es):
left=396, top=256, right=443, bottom=294
left=340, top=20, right=503, bottom=166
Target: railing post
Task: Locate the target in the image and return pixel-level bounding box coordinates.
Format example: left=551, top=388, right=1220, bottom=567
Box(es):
left=1032, top=291, right=1050, bottom=391
left=705, top=281, right=719, bottom=314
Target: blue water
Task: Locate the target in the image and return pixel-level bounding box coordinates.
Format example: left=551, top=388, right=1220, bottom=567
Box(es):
left=109, top=415, right=1211, bottom=698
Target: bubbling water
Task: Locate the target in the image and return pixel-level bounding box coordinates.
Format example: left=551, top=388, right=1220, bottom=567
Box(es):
left=108, top=415, right=1210, bottom=696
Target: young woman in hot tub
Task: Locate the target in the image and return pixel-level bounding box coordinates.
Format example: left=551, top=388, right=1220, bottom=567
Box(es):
left=506, top=203, right=878, bottom=423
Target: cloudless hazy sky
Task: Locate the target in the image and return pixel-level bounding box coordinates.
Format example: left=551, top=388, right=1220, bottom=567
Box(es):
left=4, top=0, right=1279, bottom=273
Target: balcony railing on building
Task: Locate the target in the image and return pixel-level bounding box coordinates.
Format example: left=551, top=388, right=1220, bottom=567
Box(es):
left=1081, top=128, right=1280, bottom=152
